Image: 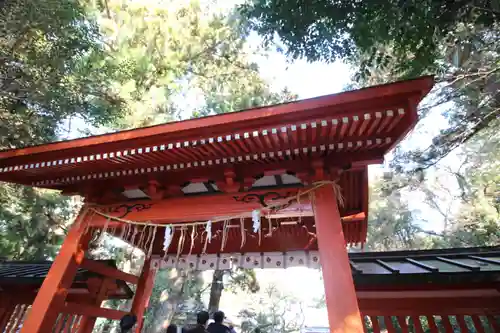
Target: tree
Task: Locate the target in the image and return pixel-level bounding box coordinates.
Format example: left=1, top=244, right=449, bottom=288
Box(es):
left=0, top=187, right=78, bottom=259
left=0, top=0, right=127, bottom=261
left=208, top=267, right=260, bottom=314
left=365, top=126, right=499, bottom=251
left=238, top=284, right=305, bottom=333
left=365, top=177, right=426, bottom=251
left=86, top=0, right=297, bottom=129
left=435, top=127, right=500, bottom=247
left=143, top=269, right=205, bottom=333
left=0, top=0, right=125, bottom=149
left=240, top=0, right=497, bottom=77
left=240, top=0, right=500, bottom=173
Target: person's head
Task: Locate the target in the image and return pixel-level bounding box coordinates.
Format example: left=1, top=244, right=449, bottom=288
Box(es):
left=213, top=311, right=225, bottom=324
left=119, top=314, right=137, bottom=333
left=197, top=310, right=210, bottom=327
left=166, top=324, right=178, bottom=333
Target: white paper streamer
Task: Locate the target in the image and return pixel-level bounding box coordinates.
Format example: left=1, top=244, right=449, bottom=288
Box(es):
left=252, top=210, right=261, bottom=233
left=163, top=225, right=173, bottom=251
left=206, top=220, right=212, bottom=243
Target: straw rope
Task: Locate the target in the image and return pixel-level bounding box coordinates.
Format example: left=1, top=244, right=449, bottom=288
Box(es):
left=85, top=180, right=343, bottom=256
left=240, top=217, right=246, bottom=248
left=88, top=180, right=343, bottom=228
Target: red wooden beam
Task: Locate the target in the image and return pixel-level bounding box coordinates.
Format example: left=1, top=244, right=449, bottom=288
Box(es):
left=370, top=316, right=381, bottom=333
left=78, top=278, right=114, bottom=333
left=14, top=150, right=378, bottom=195
left=88, top=187, right=315, bottom=225
left=80, top=258, right=139, bottom=285
left=396, top=316, right=409, bottom=333
left=4, top=304, right=23, bottom=332
left=53, top=313, right=69, bottom=333
left=131, top=258, right=157, bottom=333
left=486, top=315, right=500, bottom=332
left=20, top=209, right=92, bottom=333
left=440, top=315, right=453, bottom=332
left=63, top=302, right=128, bottom=321
left=411, top=316, right=424, bottom=333
left=384, top=316, right=396, bottom=333
left=426, top=316, right=439, bottom=333
left=358, top=297, right=500, bottom=316
left=470, top=315, right=486, bottom=333
left=0, top=76, right=433, bottom=160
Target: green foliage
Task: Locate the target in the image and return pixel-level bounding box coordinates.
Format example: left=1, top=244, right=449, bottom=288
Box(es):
left=0, top=0, right=125, bottom=260
left=0, top=0, right=125, bottom=148
left=240, top=0, right=496, bottom=77
left=238, top=284, right=305, bottom=333
left=365, top=177, right=427, bottom=251
left=142, top=269, right=205, bottom=333
left=241, top=0, right=500, bottom=174
left=0, top=186, right=76, bottom=259
left=366, top=125, right=499, bottom=250
left=85, top=0, right=296, bottom=128
left=348, top=20, right=500, bottom=175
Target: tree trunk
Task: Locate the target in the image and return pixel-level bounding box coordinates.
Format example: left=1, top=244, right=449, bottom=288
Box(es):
left=208, top=270, right=225, bottom=314
left=149, top=269, right=188, bottom=333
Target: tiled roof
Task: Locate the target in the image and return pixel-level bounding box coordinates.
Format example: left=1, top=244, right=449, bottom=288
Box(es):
left=0, top=259, right=133, bottom=299
left=349, top=246, right=500, bottom=286
left=0, top=259, right=113, bottom=282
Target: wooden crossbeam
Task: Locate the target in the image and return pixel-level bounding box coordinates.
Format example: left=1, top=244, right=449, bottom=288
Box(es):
left=359, top=296, right=500, bottom=316
left=80, top=258, right=139, bottom=285
left=63, top=302, right=127, bottom=321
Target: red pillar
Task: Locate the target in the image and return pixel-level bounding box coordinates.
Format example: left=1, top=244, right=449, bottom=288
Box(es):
left=313, top=184, right=364, bottom=333
left=20, top=209, right=91, bottom=333
left=78, top=278, right=113, bottom=333
left=131, top=258, right=157, bottom=333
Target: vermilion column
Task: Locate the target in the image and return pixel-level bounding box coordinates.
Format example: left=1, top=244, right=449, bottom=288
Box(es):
left=313, top=184, right=363, bottom=333
left=78, top=278, right=112, bottom=333
left=20, top=209, right=91, bottom=333
left=131, top=258, right=157, bottom=333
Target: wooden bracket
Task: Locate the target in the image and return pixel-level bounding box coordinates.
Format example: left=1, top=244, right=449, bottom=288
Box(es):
left=217, top=169, right=239, bottom=193
left=147, top=180, right=165, bottom=200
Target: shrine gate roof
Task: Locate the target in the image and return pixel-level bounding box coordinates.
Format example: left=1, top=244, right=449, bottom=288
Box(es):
left=0, top=76, right=433, bottom=194
left=0, top=77, right=433, bottom=250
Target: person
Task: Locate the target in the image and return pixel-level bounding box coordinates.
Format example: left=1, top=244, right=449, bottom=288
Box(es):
left=228, top=325, right=237, bottom=333
left=207, top=311, right=230, bottom=333
left=119, top=314, right=137, bottom=333
left=167, top=324, right=178, bottom=333
left=187, top=310, right=210, bottom=333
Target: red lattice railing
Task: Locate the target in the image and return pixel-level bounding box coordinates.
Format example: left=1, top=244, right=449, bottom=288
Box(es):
left=1, top=304, right=30, bottom=333
left=363, top=315, right=500, bottom=332
left=52, top=313, right=84, bottom=332
left=0, top=304, right=83, bottom=333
